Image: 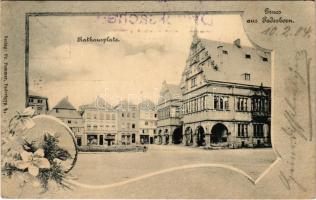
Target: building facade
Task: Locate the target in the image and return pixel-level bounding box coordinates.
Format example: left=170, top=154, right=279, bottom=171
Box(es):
left=79, top=97, right=118, bottom=146
left=48, top=97, right=85, bottom=146
left=138, top=100, right=157, bottom=144
left=179, top=33, right=271, bottom=148
left=115, top=100, right=139, bottom=145
left=27, top=91, right=49, bottom=115
left=156, top=81, right=183, bottom=145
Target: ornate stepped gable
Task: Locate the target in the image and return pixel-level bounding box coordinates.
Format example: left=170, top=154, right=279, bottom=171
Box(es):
left=182, top=35, right=271, bottom=89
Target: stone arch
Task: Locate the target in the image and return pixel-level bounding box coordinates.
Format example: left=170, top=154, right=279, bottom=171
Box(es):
left=195, top=125, right=206, bottom=146
left=211, top=123, right=228, bottom=143
left=184, top=126, right=193, bottom=146
left=172, top=126, right=183, bottom=144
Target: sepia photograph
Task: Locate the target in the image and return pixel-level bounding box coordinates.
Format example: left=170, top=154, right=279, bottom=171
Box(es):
left=1, top=1, right=315, bottom=199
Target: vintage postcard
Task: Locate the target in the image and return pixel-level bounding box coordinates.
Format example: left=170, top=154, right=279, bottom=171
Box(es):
left=1, top=1, right=315, bottom=199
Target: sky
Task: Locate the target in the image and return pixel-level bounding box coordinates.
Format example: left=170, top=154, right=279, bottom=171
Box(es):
left=29, top=14, right=253, bottom=109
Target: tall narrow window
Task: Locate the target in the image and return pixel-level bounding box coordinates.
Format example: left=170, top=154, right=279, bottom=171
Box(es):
left=214, top=96, right=219, bottom=110
left=224, top=97, right=229, bottom=110
left=220, top=97, right=224, bottom=110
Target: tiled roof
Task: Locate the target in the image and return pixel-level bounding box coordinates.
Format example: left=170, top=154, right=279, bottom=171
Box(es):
left=115, top=100, right=137, bottom=109
left=138, top=99, right=156, bottom=110
left=52, top=97, right=76, bottom=110
left=80, top=96, right=112, bottom=110
left=28, top=90, right=48, bottom=99
left=48, top=109, right=83, bottom=120
left=158, top=81, right=182, bottom=104
left=198, top=38, right=271, bottom=87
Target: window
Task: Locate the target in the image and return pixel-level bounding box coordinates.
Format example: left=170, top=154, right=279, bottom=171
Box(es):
left=262, top=57, right=268, bottom=62
left=106, top=114, right=110, bottom=120
left=122, top=113, right=124, bottom=117
left=132, top=124, right=136, bottom=129
left=244, top=73, right=251, bottom=80
left=87, top=124, right=91, bottom=130
left=154, top=114, right=157, bottom=118
left=127, top=113, right=130, bottom=118
left=100, top=113, right=104, bottom=120
left=222, top=50, right=228, bottom=54
left=145, top=121, right=148, bottom=126
left=224, top=97, right=229, bottom=110
left=93, top=114, right=97, bottom=119
left=112, top=114, right=116, bottom=120
left=214, top=95, right=229, bottom=111
left=93, top=125, right=98, bottom=130
left=237, top=123, right=248, bottom=137
left=214, top=96, right=219, bottom=110
left=28, top=98, right=34, bottom=103
left=132, top=113, right=135, bottom=118
left=86, top=113, right=91, bottom=119
left=253, top=124, right=264, bottom=138
left=37, top=106, right=42, bottom=111
left=38, top=99, right=43, bottom=103
left=127, top=123, right=130, bottom=129
left=67, top=120, right=71, bottom=124
left=245, top=54, right=251, bottom=59
left=56, top=109, right=59, bottom=113
left=191, top=77, right=196, bottom=88
left=237, top=97, right=248, bottom=111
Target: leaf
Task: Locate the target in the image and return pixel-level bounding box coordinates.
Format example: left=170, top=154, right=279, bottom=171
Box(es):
left=21, top=107, right=35, bottom=117
left=20, top=118, right=35, bottom=130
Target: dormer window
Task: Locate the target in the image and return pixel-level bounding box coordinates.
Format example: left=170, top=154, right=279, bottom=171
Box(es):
left=245, top=54, right=251, bottom=59
left=262, top=57, right=268, bottom=62
left=222, top=50, right=228, bottom=54
left=244, top=73, right=251, bottom=80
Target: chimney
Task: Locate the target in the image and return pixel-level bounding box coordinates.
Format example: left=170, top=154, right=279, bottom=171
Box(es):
left=234, top=39, right=241, bottom=48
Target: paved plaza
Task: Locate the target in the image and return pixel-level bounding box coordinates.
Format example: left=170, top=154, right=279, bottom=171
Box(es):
left=72, top=145, right=276, bottom=185
left=9, top=145, right=277, bottom=198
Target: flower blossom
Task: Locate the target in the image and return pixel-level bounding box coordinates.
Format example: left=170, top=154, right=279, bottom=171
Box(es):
left=14, top=149, right=50, bottom=176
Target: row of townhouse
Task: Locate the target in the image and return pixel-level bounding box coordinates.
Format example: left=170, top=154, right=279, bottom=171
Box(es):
left=155, top=31, right=272, bottom=148
left=27, top=94, right=157, bottom=147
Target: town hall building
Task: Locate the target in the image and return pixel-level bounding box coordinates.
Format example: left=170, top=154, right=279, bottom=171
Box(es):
left=179, top=31, right=271, bottom=148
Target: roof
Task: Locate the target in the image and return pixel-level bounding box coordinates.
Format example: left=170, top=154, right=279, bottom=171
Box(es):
left=48, top=109, right=83, bottom=120
left=114, top=100, right=137, bottom=111
left=28, top=90, right=48, bottom=99
left=79, top=96, right=112, bottom=111
left=52, top=97, right=76, bottom=110
left=185, top=37, right=271, bottom=87
left=158, top=81, right=182, bottom=104
left=138, top=99, right=156, bottom=110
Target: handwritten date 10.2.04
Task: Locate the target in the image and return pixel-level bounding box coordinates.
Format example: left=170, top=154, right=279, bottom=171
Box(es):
left=261, top=25, right=312, bottom=38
